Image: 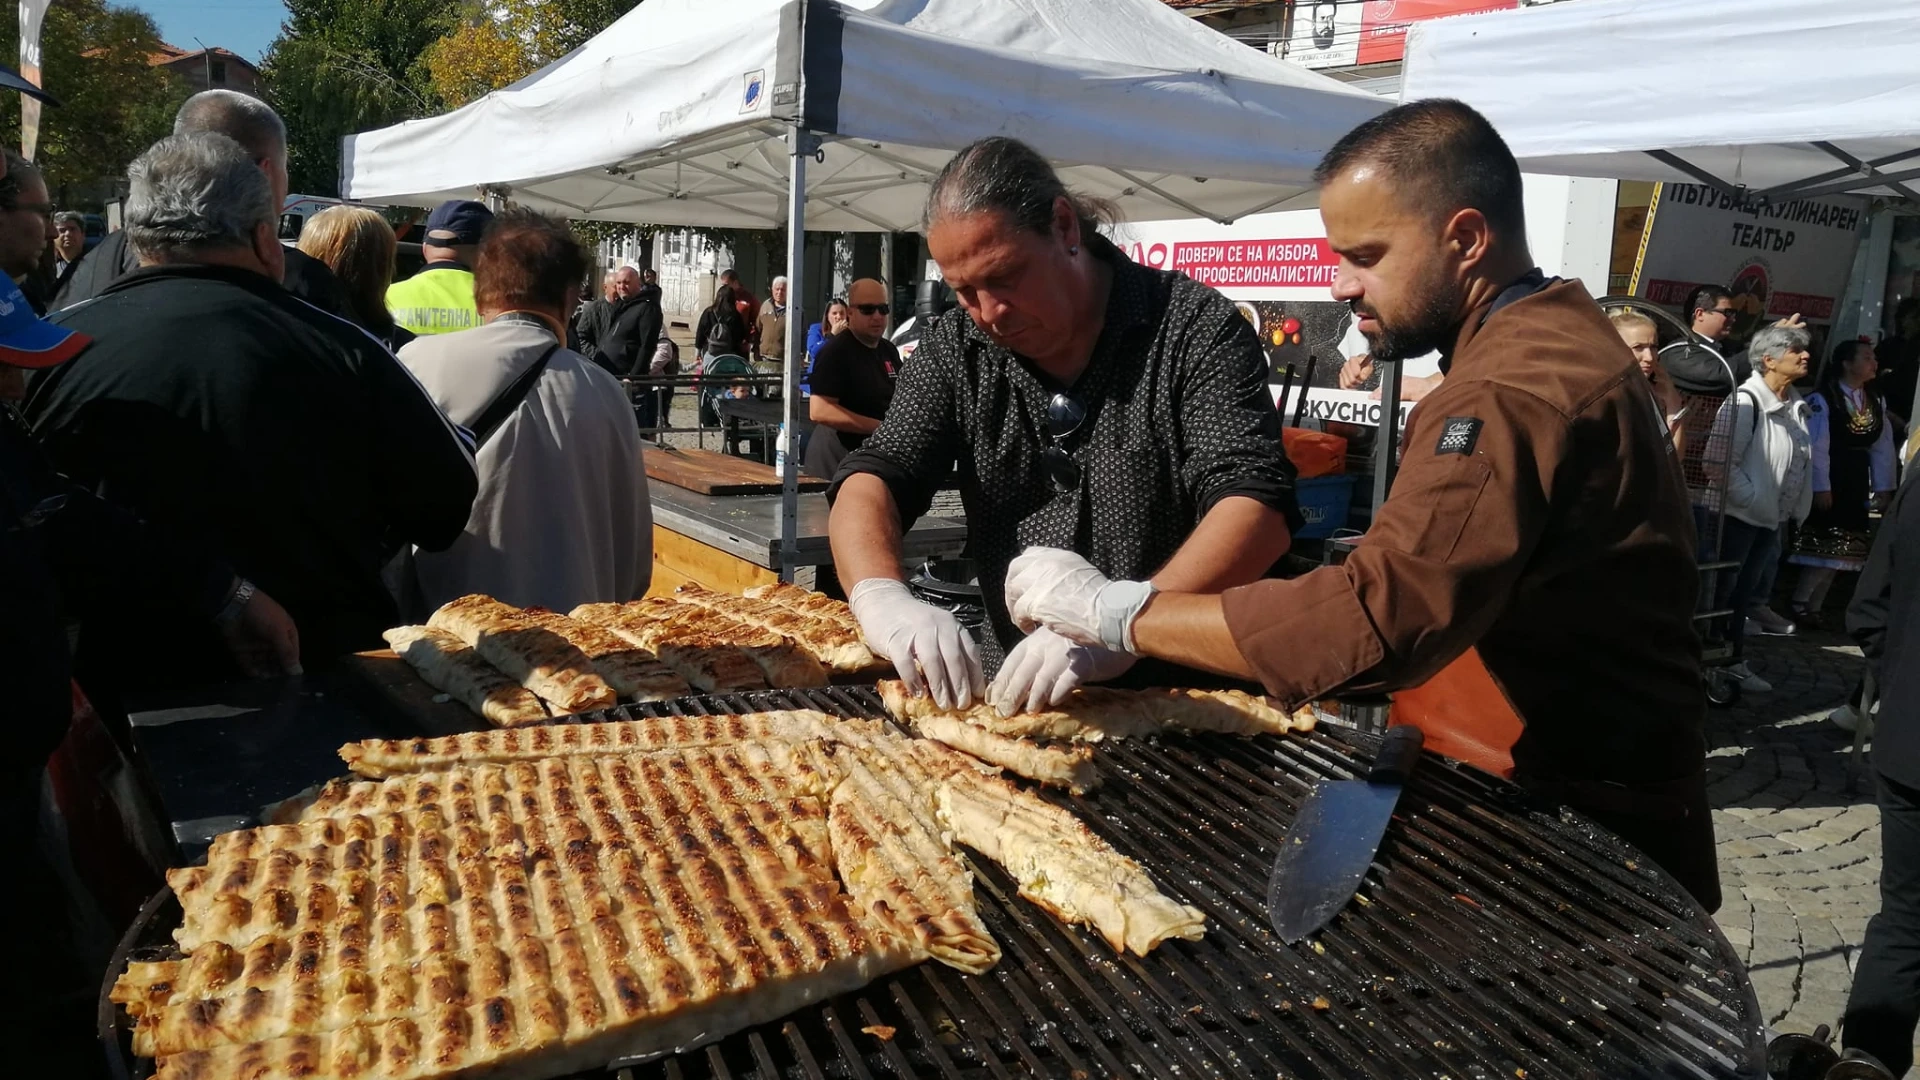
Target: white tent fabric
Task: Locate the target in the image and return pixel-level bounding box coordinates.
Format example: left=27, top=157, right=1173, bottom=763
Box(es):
left=1401, top=0, right=1920, bottom=202
left=341, top=0, right=1388, bottom=229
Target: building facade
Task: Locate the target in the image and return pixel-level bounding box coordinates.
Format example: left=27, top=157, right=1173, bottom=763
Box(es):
left=150, top=43, right=261, bottom=96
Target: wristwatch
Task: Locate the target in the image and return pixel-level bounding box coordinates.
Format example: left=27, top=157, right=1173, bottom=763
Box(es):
left=215, top=578, right=256, bottom=628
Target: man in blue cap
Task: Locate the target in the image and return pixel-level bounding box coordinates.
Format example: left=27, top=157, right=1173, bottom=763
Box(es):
left=388, top=198, right=493, bottom=336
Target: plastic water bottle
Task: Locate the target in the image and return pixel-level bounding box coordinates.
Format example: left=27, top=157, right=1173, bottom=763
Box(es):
left=774, top=421, right=788, bottom=473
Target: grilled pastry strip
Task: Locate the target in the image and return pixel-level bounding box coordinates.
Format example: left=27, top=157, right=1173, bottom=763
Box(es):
left=623, top=597, right=829, bottom=688
left=337, top=711, right=838, bottom=777
left=110, top=960, right=182, bottom=1023
left=150, top=749, right=919, bottom=1074
left=880, top=679, right=1311, bottom=743
left=936, top=769, right=1205, bottom=957
left=745, top=581, right=864, bottom=638
left=382, top=625, right=550, bottom=727
left=908, top=713, right=1098, bottom=794
left=673, top=584, right=878, bottom=672
left=522, top=612, right=693, bottom=702
left=826, top=747, right=999, bottom=974
left=570, top=602, right=771, bottom=693
left=303, top=740, right=839, bottom=822
left=428, top=595, right=619, bottom=715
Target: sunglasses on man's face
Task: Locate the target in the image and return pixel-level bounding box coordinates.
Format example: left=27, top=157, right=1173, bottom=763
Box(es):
left=1711, top=306, right=1737, bottom=318
left=854, top=303, right=890, bottom=316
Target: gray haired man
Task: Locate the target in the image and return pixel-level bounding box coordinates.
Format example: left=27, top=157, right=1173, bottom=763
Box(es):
left=755, top=273, right=789, bottom=369
left=51, top=210, right=85, bottom=284
left=23, top=132, right=478, bottom=702
left=53, top=89, right=351, bottom=315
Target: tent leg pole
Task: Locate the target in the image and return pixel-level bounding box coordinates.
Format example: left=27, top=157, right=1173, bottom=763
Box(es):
left=780, top=123, right=815, bottom=583
left=1371, top=359, right=1400, bottom=514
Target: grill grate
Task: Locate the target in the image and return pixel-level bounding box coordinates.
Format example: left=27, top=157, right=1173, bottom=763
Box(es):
left=106, top=686, right=1764, bottom=1080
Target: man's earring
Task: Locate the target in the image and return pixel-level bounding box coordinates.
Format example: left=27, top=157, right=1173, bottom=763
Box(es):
left=1069, top=245, right=1079, bottom=255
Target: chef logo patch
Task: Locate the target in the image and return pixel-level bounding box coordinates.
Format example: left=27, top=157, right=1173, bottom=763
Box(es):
left=1436, top=416, right=1482, bottom=456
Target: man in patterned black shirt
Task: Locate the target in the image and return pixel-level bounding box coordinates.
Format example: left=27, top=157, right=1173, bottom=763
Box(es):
left=827, top=137, right=1300, bottom=713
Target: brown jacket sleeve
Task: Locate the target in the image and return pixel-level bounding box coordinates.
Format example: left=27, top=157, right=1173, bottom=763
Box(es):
left=1221, top=377, right=1569, bottom=706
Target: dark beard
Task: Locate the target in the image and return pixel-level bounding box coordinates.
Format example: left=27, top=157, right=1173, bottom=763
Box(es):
left=1354, top=279, right=1462, bottom=362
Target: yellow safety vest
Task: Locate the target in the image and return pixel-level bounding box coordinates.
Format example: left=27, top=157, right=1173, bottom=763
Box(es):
left=386, top=265, right=479, bottom=335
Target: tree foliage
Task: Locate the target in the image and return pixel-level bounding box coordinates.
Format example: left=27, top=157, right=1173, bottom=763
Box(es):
left=423, top=0, right=640, bottom=108
left=260, top=0, right=461, bottom=195
left=0, top=0, right=187, bottom=207
left=262, top=0, right=646, bottom=211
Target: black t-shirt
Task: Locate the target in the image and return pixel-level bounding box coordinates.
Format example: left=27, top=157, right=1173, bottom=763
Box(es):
left=809, top=333, right=898, bottom=451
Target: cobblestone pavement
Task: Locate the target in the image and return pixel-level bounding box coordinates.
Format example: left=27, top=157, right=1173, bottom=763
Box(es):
left=1705, top=622, right=1916, bottom=1073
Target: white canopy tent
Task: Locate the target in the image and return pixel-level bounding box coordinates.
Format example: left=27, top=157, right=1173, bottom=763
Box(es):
left=1400, top=0, right=1920, bottom=203
left=342, top=0, right=1388, bottom=576
left=341, top=0, right=1387, bottom=230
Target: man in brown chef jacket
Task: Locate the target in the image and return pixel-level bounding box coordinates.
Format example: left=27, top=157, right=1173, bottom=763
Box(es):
left=1004, top=99, right=1717, bottom=911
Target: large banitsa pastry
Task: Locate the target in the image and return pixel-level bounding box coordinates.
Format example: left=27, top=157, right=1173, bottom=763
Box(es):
left=117, top=714, right=1204, bottom=1080
left=428, top=595, right=619, bottom=715
left=118, top=747, right=922, bottom=1080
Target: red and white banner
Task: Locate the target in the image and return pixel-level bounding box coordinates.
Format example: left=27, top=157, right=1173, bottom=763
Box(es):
left=1285, top=0, right=1516, bottom=69
left=1356, top=0, right=1517, bottom=66
left=1110, top=212, right=1421, bottom=427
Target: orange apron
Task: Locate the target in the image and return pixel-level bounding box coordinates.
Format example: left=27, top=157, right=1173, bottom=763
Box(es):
left=1385, top=647, right=1524, bottom=779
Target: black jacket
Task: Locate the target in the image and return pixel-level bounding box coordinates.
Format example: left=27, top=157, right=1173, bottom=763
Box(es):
left=572, top=297, right=607, bottom=356
left=695, top=301, right=747, bottom=358
left=1849, top=457, right=1920, bottom=789
left=51, top=230, right=355, bottom=319
left=1, top=402, right=230, bottom=786
left=580, top=286, right=663, bottom=377
left=25, top=263, right=478, bottom=692
left=1660, top=334, right=1751, bottom=396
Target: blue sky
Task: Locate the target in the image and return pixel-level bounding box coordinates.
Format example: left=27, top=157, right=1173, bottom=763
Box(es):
left=139, top=0, right=288, bottom=63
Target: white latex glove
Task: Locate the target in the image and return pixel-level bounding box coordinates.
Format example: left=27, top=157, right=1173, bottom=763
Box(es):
left=847, top=577, right=985, bottom=709
left=989, top=626, right=1137, bottom=716
left=1003, top=547, right=1157, bottom=654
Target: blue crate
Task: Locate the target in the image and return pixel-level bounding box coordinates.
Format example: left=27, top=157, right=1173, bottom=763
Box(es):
left=1294, top=475, right=1355, bottom=540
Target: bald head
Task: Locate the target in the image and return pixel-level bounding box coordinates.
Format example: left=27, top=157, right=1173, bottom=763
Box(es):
left=176, top=90, right=286, bottom=161
left=847, top=278, right=889, bottom=346
left=175, top=90, right=289, bottom=207
left=612, top=265, right=640, bottom=299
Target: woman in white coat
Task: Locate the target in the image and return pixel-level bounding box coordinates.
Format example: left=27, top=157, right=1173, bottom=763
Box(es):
left=1715, top=323, right=1815, bottom=693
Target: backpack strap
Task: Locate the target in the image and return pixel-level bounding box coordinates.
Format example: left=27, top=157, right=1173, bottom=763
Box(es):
left=469, top=343, right=559, bottom=448
left=1737, top=387, right=1762, bottom=457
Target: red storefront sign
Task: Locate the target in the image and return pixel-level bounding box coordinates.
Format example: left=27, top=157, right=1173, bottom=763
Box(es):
left=1356, top=0, right=1518, bottom=65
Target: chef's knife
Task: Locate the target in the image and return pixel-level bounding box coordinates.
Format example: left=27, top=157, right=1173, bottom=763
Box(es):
left=1267, top=724, right=1423, bottom=943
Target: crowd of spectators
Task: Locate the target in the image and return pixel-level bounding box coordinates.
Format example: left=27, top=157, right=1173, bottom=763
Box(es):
left=3, top=90, right=655, bottom=1073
